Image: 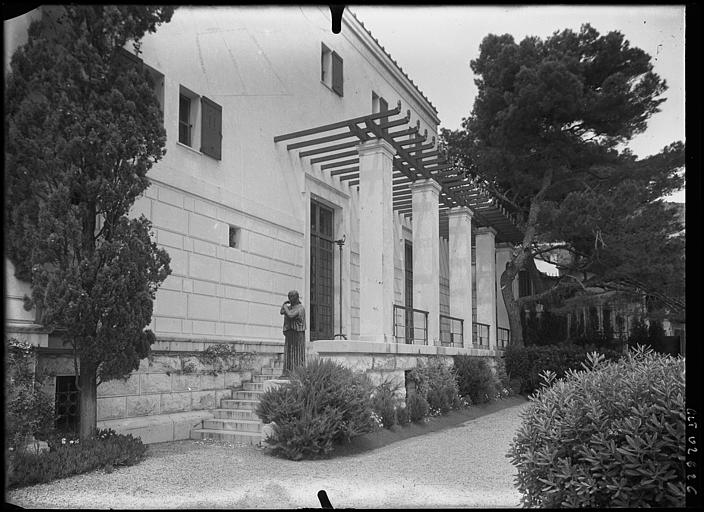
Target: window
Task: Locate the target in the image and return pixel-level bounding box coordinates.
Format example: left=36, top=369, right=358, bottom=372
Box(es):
left=321, top=43, right=343, bottom=97
left=228, top=225, right=240, bottom=248
left=178, top=94, right=192, bottom=146
left=310, top=200, right=335, bottom=340
left=178, top=86, right=222, bottom=160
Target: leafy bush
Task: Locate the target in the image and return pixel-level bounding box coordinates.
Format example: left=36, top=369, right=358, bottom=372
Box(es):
left=396, top=404, right=410, bottom=426
left=406, top=392, right=429, bottom=423
left=255, top=358, right=376, bottom=460
left=407, top=358, right=462, bottom=416
left=5, top=338, right=55, bottom=452
left=370, top=378, right=403, bottom=429
left=508, top=347, right=685, bottom=508
left=7, top=428, right=147, bottom=488
left=504, top=343, right=622, bottom=394
left=452, top=355, right=498, bottom=404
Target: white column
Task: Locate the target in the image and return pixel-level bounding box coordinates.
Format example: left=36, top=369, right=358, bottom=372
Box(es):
left=358, top=139, right=396, bottom=342
left=448, top=206, right=473, bottom=348
left=411, top=179, right=442, bottom=345
left=475, top=226, right=497, bottom=349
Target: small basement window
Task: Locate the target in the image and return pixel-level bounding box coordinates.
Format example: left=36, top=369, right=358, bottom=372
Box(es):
left=228, top=225, right=241, bottom=248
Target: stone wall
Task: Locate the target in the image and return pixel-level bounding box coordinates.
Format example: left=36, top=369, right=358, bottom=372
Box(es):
left=35, top=339, right=283, bottom=443
left=309, top=340, right=504, bottom=402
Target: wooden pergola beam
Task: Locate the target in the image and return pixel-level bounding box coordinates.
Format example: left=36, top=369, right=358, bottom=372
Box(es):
left=309, top=150, right=358, bottom=165
left=321, top=158, right=359, bottom=171
left=329, top=167, right=359, bottom=177
left=274, top=101, right=402, bottom=142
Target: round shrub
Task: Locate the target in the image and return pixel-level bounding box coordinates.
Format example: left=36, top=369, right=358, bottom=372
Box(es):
left=508, top=347, right=685, bottom=508
left=370, top=379, right=402, bottom=429
left=452, top=355, right=498, bottom=404
left=406, top=392, right=429, bottom=423
left=407, top=358, right=462, bottom=415
left=504, top=343, right=622, bottom=394
left=255, top=358, right=376, bottom=460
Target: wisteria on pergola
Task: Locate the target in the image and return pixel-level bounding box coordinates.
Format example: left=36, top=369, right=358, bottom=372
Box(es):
left=274, top=101, right=524, bottom=243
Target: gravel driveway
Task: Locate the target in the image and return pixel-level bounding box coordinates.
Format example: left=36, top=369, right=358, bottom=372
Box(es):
left=6, top=400, right=530, bottom=509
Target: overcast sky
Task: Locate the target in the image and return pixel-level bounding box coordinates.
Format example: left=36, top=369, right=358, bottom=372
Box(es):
left=350, top=5, right=685, bottom=202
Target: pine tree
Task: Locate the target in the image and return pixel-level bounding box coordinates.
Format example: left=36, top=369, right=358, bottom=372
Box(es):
left=443, top=24, right=684, bottom=346
left=5, top=6, right=175, bottom=439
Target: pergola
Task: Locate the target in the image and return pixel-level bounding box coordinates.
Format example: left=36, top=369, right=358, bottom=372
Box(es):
left=274, top=101, right=523, bottom=243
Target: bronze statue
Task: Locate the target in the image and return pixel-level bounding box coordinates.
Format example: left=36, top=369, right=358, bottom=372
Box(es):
left=280, top=290, right=306, bottom=376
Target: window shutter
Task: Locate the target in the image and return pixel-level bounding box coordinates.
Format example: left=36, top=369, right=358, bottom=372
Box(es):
left=200, top=96, right=222, bottom=160
left=331, top=51, right=343, bottom=96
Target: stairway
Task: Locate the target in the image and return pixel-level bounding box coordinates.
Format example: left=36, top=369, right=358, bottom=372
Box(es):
left=190, top=362, right=285, bottom=444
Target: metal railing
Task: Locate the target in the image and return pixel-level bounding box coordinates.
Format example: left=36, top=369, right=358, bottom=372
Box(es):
left=472, top=322, right=490, bottom=347
left=439, top=314, right=464, bottom=347
left=497, top=327, right=510, bottom=348
left=393, top=304, right=429, bottom=345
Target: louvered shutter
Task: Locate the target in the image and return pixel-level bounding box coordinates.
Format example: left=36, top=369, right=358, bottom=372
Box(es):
left=331, top=51, right=343, bottom=96
left=200, top=96, right=222, bottom=160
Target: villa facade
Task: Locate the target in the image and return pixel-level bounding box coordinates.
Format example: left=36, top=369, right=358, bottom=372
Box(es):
left=5, top=6, right=526, bottom=442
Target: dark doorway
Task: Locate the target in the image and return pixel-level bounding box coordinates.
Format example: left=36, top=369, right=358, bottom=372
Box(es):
left=310, top=200, right=335, bottom=340
left=55, top=375, right=80, bottom=434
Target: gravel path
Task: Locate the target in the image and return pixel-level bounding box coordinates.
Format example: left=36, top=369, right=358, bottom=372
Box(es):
left=6, top=401, right=530, bottom=509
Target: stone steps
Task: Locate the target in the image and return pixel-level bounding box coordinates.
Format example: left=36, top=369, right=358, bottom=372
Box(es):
left=203, top=418, right=262, bottom=432
left=212, top=408, right=259, bottom=420
left=191, top=428, right=263, bottom=444
left=191, top=363, right=287, bottom=445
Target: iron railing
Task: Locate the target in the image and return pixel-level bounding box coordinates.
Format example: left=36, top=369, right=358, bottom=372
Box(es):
left=393, top=304, right=429, bottom=345
left=497, top=327, right=510, bottom=348
left=472, top=322, right=490, bottom=347
left=439, top=314, right=464, bottom=347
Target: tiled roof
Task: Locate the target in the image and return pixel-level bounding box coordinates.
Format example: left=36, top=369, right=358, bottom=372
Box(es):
left=347, top=8, right=439, bottom=116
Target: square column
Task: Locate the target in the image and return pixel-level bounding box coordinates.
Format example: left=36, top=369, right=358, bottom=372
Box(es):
left=447, top=206, right=473, bottom=348
left=475, top=226, right=497, bottom=349
left=358, top=139, right=396, bottom=342
left=495, top=243, right=516, bottom=341
left=411, top=178, right=442, bottom=345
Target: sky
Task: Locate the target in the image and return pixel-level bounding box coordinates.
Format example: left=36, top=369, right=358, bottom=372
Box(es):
left=350, top=5, right=685, bottom=202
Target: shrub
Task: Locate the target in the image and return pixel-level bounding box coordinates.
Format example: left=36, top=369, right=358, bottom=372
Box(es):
left=5, top=338, right=55, bottom=452
left=452, top=355, right=498, bottom=404
left=7, top=428, right=147, bottom=488
left=396, top=404, right=410, bottom=426
left=407, top=358, right=462, bottom=416
left=370, top=378, right=403, bottom=429
left=504, top=343, right=622, bottom=394
left=406, top=392, right=429, bottom=423
left=508, top=347, right=685, bottom=508
left=255, top=358, right=376, bottom=460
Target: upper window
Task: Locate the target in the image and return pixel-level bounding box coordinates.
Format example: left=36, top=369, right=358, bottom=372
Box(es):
left=321, top=43, right=343, bottom=97
left=178, top=86, right=222, bottom=160
left=178, top=93, right=193, bottom=146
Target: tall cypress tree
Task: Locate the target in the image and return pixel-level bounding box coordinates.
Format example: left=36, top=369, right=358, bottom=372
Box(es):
left=5, top=6, right=175, bottom=439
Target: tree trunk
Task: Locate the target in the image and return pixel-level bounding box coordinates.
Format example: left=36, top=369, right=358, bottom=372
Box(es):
left=500, top=257, right=524, bottom=347
left=499, top=168, right=555, bottom=347
left=78, top=359, right=97, bottom=440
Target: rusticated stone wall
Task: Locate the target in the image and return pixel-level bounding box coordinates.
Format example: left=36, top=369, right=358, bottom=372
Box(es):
left=36, top=340, right=283, bottom=423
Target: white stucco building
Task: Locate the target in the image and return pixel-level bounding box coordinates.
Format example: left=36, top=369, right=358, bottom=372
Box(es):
left=5, top=6, right=525, bottom=443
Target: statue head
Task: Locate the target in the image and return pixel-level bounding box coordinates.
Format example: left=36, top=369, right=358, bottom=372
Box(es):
left=288, top=290, right=300, bottom=304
